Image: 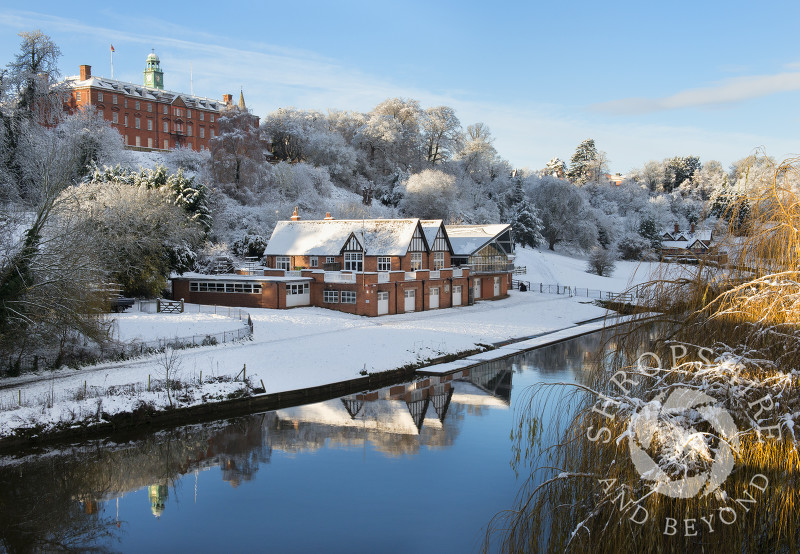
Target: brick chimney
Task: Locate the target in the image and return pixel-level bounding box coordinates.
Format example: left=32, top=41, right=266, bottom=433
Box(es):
left=290, top=207, right=300, bottom=221
left=674, top=222, right=679, bottom=234
left=690, top=222, right=695, bottom=233
left=79, top=65, right=91, bottom=80
left=324, top=212, right=334, bottom=220
left=223, top=94, right=232, bottom=105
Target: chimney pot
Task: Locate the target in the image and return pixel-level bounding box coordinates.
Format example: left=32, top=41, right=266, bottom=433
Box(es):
left=290, top=207, right=300, bottom=221
left=690, top=222, right=696, bottom=233
left=674, top=222, right=679, bottom=234
left=324, top=212, right=334, bottom=220
left=79, top=65, right=91, bottom=80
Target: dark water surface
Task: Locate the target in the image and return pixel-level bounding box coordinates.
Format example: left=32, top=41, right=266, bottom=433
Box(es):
left=0, top=332, right=608, bottom=553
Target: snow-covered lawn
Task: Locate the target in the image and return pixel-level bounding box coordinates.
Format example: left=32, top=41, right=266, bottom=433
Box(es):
left=0, top=248, right=660, bottom=440
left=109, top=309, right=246, bottom=342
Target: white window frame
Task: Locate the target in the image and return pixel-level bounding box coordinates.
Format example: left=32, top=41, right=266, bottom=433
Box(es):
left=309, top=256, right=318, bottom=268
left=98, top=92, right=104, bottom=102
left=163, top=105, right=168, bottom=114
left=163, top=121, right=169, bottom=132
left=287, top=283, right=309, bottom=295
left=200, top=112, right=204, bottom=121
left=276, top=256, right=291, bottom=270
left=76, top=91, right=81, bottom=101
left=147, top=103, right=152, bottom=112
left=323, top=290, right=339, bottom=303
left=124, top=114, right=128, bottom=127
left=410, top=252, right=423, bottom=271
left=135, top=100, right=140, bottom=110
left=341, top=291, right=357, bottom=304
left=377, top=257, right=391, bottom=272
left=187, top=109, right=192, bottom=118
left=433, top=252, right=445, bottom=270
left=113, top=95, right=118, bottom=105
left=200, top=127, right=205, bottom=138
left=210, top=114, right=215, bottom=123
left=147, top=119, right=153, bottom=131
left=325, top=256, right=336, bottom=265
left=112, top=112, right=118, bottom=123
left=135, top=117, right=141, bottom=129
left=190, top=281, right=262, bottom=294
left=344, top=252, right=363, bottom=272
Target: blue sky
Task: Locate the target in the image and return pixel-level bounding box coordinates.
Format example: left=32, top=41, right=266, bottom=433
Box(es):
left=2, top=2, right=798, bottom=172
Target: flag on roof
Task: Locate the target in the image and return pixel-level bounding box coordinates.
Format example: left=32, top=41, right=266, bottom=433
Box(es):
left=110, top=44, right=115, bottom=52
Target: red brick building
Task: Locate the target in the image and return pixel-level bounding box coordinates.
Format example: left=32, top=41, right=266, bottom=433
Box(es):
left=172, top=214, right=516, bottom=316
left=61, top=51, right=252, bottom=152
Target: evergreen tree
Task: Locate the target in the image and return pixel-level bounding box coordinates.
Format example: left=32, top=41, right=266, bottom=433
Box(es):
left=637, top=217, right=662, bottom=249
left=511, top=202, right=543, bottom=248
left=567, top=139, right=602, bottom=184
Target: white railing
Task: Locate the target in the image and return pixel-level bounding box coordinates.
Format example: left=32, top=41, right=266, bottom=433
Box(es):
left=452, top=268, right=463, bottom=278
left=429, top=270, right=441, bottom=279
left=324, top=272, right=357, bottom=284
left=378, top=272, right=390, bottom=283
left=285, top=270, right=303, bottom=277
left=405, top=271, right=417, bottom=280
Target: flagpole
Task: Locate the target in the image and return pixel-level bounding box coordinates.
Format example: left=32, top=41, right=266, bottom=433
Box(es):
left=110, top=46, right=114, bottom=79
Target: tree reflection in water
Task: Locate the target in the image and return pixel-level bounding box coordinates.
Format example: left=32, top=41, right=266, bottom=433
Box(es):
left=0, top=363, right=514, bottom=551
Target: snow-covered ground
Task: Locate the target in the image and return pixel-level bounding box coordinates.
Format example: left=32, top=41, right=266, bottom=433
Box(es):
left=110, top=309, right=246, bottom=342
left=0, top=247, right=660, bottom=440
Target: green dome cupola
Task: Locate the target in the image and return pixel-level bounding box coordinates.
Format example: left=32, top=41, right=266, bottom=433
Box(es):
left=144, top=50, right=164, bottom=90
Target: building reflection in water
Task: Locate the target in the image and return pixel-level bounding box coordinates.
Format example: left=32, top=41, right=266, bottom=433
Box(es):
left=0, top=363, right=513, bottom=550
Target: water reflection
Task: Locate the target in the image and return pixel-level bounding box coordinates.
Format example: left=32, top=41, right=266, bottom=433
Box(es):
left=0, top=362, right=516, bottom=551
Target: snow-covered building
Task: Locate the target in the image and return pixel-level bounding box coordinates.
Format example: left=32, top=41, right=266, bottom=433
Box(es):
left=171, top=213, right=516, bottom=316
left=445, top=224, right=514, bottom=300
left=660, top=223, right=723, bottom=263
left=60, top=52, right=253, bottom=152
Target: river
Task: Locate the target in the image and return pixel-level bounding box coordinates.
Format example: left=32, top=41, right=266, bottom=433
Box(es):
left=0, top=331, right=608, bottom=553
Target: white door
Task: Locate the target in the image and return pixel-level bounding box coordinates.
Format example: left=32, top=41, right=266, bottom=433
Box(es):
left=404, top=289, right=415, bottom=312
left=452, top=285, right=462, bottom=306
left=474, top=278, right=481, bottom=299
left=494, top=276, right=501, bottom=297
left=377, top=291, right=389, bottom=315
left=429, top=287, right=439, bottom=309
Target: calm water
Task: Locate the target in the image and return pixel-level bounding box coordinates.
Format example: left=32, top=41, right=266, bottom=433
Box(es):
left=0, top=332, right=608, bottom=553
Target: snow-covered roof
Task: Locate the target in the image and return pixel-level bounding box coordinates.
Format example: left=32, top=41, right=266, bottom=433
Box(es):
left=173, top=272, right=311, bottom=283
left=445, top=224, right=512, bottom=256
left=420, top=219, right=444, bottom=246
left=264, top=219, right=422, bottom=256
left=661, top=228, right=713, bottom=244
left=62, top=75, right=225, bottom=111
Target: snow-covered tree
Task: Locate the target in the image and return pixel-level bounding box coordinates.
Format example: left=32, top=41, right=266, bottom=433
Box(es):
left=567, top=139, right=606, bottom=185
left=511, top=202, right=543, bottom=248
left=544, top=157, right=567, bottom=179
left=210, top=109, right=264, bottom=188
left=586, top=245, right=616, bottom=276
left=422, top=106, right=462, bottom=165
left=400, top=169, right=457, bottom=219
left=530, top=177, right=597, bottom=251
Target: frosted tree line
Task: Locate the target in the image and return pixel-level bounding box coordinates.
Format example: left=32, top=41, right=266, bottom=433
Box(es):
left=0, top=30, right=771, bottom=370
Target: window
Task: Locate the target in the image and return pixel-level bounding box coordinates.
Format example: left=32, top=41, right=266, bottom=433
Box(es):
left=377, top=257, right=391, bottom=272
left=112, top=112, right=118, bottom=123
left=135, top=136, right=141, bottom=147
left=113, top=95, right=118, bottom=105
left=124, top=98, right=128, bottom=108
left=187, top=109, right=192, bottom=118
left=98, top=92, right=103, bottom=102
left=433, top=252, right=445, bottom=270
left=147, top=103, right=152, bottom=112
left=210, top=115, right=215, bottom=123
left=147, top=138, right=153, bottom=148
left=76, top=91, right=81, bottom=101
left=135, top=117, right=141, bottom=129
left=124, top=115, right=128, bottom=127
left=163, top=121, right=169, bottom=132
left=200, top=127, right=205, bottom=138
left=200, top=112, right=204, bottom=121
left=309, top=256, right=318, bottom=268
left=135, top=100, right=140, bottom=110
left=187, top=124, right=192, bottom=137
left=326, top=256, right=336, bottom=264
left=163, top=105, right=168, bottom=114
left=176, top=123, right=183, bottom=133
left=163, top=139, right=169, bottom=149
left=323, top=290, right=339, bottom=303
left=175, top=108, right=182, bottom=117
left=287, top=283, right=309, bottom=295
left=147, top=119, right=153, bottom=131
left=344, top=252, right=363, bottom=272
left=190, top=281, right=262, bottom=294
left=210, top=129, right=215, bottom=138
left=341, top=291, right=357, bottom=304
left=410, top=253, right=423, bottom=271
left=276, top=256, right=291, bottom=270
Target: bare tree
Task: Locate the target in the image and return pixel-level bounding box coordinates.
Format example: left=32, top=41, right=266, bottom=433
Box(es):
left=157, top=347, right=182, bottom=407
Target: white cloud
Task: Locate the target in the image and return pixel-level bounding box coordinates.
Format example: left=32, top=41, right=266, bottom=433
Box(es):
left=592, top=72, right=800, bottom=115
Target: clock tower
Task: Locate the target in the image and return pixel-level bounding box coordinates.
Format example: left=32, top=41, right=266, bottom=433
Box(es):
left=143, top=50, right=164, bottom=90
